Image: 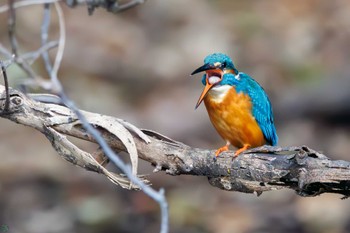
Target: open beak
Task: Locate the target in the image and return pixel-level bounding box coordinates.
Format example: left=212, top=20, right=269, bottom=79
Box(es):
left=191, top=63, right=220, bottom=109
left=191, top=63, right=216, bottom=75
left=195, top=79, right=213, bottom=109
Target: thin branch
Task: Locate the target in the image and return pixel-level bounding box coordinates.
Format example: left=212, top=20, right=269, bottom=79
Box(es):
left=0, top=0, right=61, bottom=13
left=22, top=41, right=59, bottom=64
left=0, top=0, right=145, bottom=14
left=67, top=0, right=146, bottom=15
left=0, top=43, right=12, bottom=57
left=0, top=40, right=58, bottom=75
left=7, top=0, right=18, bottom=56
left=1, top=0, right=58, bottom=84
left=33, top=2, right=169, bottom=232
left=0, top=63, right=10, bottom=111
left=41, top=3, right=53, bottom=74
left=0, top=42, right=58, bottom=91
left=59, top=92, right=169, bottom=233
left=1, top=0, right=163, bottom=230
left=109, top=0, right=145, bottom=13
left=4, top=1, right=42, bottom=80
left=51, top=2, right=65, bottom=87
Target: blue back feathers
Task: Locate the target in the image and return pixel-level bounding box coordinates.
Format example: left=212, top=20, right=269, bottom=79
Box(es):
left=223, top=73, right=278, bottom=146
left=203, top=53, right=278, bottom=146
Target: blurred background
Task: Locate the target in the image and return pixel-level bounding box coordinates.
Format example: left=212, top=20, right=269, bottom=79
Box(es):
left=1, top=0, right=350, bottom=232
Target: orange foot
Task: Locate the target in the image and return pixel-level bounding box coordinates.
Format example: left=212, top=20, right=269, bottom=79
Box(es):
left=234, top=144, right=251, bottom=157
left=214, top=142, right=230, bottom=161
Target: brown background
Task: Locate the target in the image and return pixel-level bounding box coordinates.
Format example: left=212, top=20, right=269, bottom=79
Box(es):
left=1, top=1, right=350, bottom=232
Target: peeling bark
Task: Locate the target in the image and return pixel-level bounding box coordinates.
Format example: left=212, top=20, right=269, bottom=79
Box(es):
left=1, top=85, right=350, bottom=198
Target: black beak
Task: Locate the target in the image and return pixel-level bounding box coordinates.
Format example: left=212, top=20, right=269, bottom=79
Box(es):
left=191, top=63, right=216, bottom=75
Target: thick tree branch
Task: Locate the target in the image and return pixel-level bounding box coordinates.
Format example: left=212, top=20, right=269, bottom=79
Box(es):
left=1, top=85, right=350, bottom=198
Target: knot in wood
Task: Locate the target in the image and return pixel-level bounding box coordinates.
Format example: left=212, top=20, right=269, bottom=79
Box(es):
left=11, top=96, right=23, bottom=106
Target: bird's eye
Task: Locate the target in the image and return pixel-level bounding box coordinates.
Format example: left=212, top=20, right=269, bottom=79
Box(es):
left=221, top=62, right=226, bottom=68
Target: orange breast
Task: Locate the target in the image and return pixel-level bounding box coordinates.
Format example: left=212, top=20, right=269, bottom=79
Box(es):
left=204, top=87, right=265, bottom=148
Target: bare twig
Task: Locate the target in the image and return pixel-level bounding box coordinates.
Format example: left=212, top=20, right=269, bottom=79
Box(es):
left=51, top=2, right=65, bottom=87
left=22, top=41, right=59, bottom=64
left=0, top=0, right=61, bottom=13
left=0, top=43, right=12, bottom=57
left=109, top=0, right=145, bottom=13
left=0, top=63, right=10, bottom=111
left=58, top=92, right=169, bottom=233
left=6, top=0, right=38, bottom=79
left=0, top=41, right=58, bottom=74
left=34, top=1, right=169, bottom=232
left=1, top=0, right=161, bottom=231
left=7, top=0, right=18, bottom=56
left=41, top=3, right=53, bottom=74
left=37, top=1, right=64, bottom=91
left=66, top=0, right=145, bottom=15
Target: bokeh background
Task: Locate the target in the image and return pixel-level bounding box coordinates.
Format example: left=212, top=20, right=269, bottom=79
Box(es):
left=1, top=0, right=350, bottom=232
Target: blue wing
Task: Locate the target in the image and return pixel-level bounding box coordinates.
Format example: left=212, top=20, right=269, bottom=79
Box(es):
left=235, top=73, right=278, bottom=145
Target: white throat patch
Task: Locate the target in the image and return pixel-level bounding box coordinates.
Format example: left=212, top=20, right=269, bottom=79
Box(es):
left=208, top=76, right=221, bottom=85
left=209, top=85, right=231, bottom=102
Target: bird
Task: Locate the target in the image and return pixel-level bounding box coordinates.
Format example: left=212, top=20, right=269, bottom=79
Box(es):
left=191, top=53, right=278, bottom=159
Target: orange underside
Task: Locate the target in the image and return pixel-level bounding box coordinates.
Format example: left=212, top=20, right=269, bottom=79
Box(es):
left=204, top=87, right=266, bottom=152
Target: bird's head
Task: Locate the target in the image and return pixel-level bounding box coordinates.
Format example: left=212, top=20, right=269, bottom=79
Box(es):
left=191, top=53, right=238, bottom=109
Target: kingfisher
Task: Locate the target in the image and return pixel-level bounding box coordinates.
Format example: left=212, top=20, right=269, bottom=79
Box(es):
left=191, top=53, right=278, bottom=159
